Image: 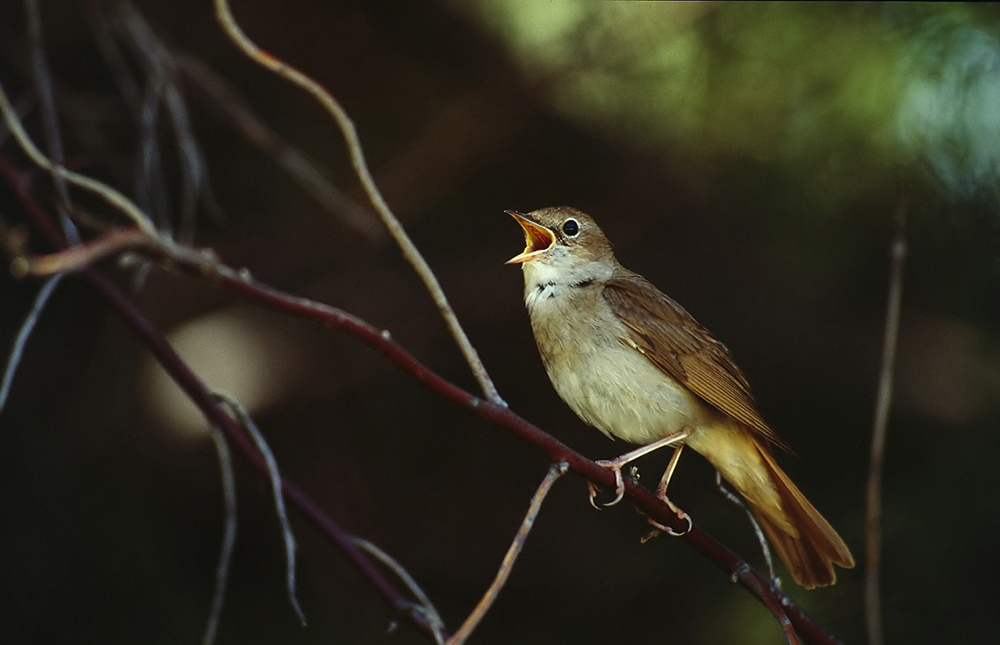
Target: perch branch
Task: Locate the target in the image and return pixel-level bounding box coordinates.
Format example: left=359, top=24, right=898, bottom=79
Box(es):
left=85, top=230, right=840, bottom=645
left=3, top=151, right=841, bottom=641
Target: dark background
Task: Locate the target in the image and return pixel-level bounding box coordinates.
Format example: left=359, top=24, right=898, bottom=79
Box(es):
left=1, top=2, right=999, bottom=643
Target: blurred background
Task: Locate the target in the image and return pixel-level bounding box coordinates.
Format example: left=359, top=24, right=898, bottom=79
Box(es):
left=2, top=1, right=999, bottom=643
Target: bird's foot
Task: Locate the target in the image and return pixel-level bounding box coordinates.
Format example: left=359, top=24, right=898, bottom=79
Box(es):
left=587, top=460, right=629, bottom=509
left=644, top=494, right=692, bottom=537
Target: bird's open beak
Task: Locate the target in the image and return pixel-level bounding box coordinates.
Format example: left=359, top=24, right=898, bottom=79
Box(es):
left=505, top=210, right=556, bottom=264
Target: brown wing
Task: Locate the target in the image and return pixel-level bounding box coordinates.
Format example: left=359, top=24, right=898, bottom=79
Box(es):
left=603, top=272, right=785, bottom=447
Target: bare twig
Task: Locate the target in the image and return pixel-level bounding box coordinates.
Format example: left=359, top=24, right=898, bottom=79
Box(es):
left=0, top=79, right=159, bottom=237
left=0, top=274, right=63, bottom=415
left=865, top=192, right=908, bottom=645
left=202, top=410, right=238, bottom=645
left=729, top=563, right=801, bottom=645
left=0, top=157, right=452, bottom=642
left=25, top=0, right=80, bottom=245
left=214, top=392, right=307, bottom=627
left=350, top=537, right=447, bottom=644
left=116, top=1, right=215, bottom=241
left=176, top=54, right=382, bottom=243
left=14, top=227, right=151, bottom=276
left=133, top=73, right=173, bottom=233
left=715, top=471, right=777, bottom=583
left=212, top=0, right=503, bottom=405
left=448, top=462, right=568, bottom=645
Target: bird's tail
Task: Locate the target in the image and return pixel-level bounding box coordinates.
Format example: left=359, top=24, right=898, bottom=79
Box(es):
left=692, top=426, right=855, bottom=588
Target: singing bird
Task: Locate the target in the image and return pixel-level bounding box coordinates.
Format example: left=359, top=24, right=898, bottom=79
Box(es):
left=507, top=206, right=854, bottom=588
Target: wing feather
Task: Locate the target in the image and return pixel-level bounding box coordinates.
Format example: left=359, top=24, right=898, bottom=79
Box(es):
left=603, top=272, right=784, bottom=447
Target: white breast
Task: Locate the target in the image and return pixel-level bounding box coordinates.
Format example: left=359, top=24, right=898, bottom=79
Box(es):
left=521, top=256, right=715, bottom=446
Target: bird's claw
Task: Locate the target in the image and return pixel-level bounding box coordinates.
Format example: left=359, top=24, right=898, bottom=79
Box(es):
left=645, top=503, right=693, bottom=537
left=587, top=460, right=626, bottom=509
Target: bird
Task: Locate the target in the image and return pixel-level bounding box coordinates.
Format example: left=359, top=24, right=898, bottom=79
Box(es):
left=506, top=205, right=854, bottom=588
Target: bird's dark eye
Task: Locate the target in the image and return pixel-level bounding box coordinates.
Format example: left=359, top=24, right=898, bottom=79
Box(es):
left=562, top=218, right=580, bottom=237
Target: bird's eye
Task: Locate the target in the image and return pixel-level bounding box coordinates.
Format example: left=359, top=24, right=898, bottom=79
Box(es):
left=562, top=218, right=580, bottom=237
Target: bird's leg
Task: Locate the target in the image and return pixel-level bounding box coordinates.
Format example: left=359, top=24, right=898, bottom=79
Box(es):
left=588, top=428, right=691, bottom=509
left=649, top=444, right=692, bottom=535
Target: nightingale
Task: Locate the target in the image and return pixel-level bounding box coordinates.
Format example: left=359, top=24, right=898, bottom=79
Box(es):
left=506, top=206, right=854, bottom=588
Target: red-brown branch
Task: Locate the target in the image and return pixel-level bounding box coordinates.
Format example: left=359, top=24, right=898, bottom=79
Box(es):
left=1, top=156, right=842, bottom=645
left=0, top=156, right=448, bottom=641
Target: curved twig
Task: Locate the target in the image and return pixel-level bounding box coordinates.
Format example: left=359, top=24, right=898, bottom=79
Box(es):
left=214, top=393, right=307, bottom=626
left=350, top=537, right=447, bottom=644
left=0, top=157, right=452, bottom=642
left=448, top=462, right=568, bottom=644
left=202, top=408, right=238, bottom=645
left=25, top=0, right=80, bottom=244
left=0, top=80, right=159, bottom=237
left=212, top=0, right=502, bottom=405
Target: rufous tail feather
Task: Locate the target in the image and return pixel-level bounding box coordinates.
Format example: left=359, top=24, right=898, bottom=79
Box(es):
left=746, top=438, right=855, bottom=588
left=696, top=427, right=854, bottom=588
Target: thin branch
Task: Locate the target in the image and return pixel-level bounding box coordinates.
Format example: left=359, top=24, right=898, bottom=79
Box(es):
left=116, top=1, right=214, bottom=241
left=715, top=471, right=776, bottom=583
left=0, top=78, right=159, bottom=237
left=448, top=462, right=568, bottom=645
left=0, top=274, right=63, bottom=415
left=15, top=226, right=151, bottom=276
left=865, top=192, right=908, bottom=645
left=212, top=0, right=503, bottom=405
left=202, top=410, right=238, bottom=645
left=25, top=0, right=80, bottom=245
left=214, top=392, right=307, bottom=627
left=730, top=564, right=801, bottom=645
left=175, top=54, right=382, bottom=243
left=350, top=538, right=447, bottom=644
left=0, top=157, right=451, bottom=642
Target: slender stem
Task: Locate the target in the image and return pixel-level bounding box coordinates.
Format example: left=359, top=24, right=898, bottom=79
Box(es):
left=18, top=227, right=151, bottom=276
left=448, top=463, right=567, bottom=644
left=0, top=274, right=63, bottom=414
left=0, top=156, right=450, bottom=642
left=202, top=411, right=237, bottom=645
left=350, top=538, right=447, bottom=644
left=85, top=267, right=449, bottom=639
left=715, top=472, right=776, bottom=583
left=175, top=54, right=382, bottom=242
left=214, top=393, right=306, bottom=626
left=212, top=0, right=502, bottom=405
left=0, top=79, right=159, bottom=237
left=25, top=0, right=80, bottom=244
left=865, top=193, right=908, bottom=645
